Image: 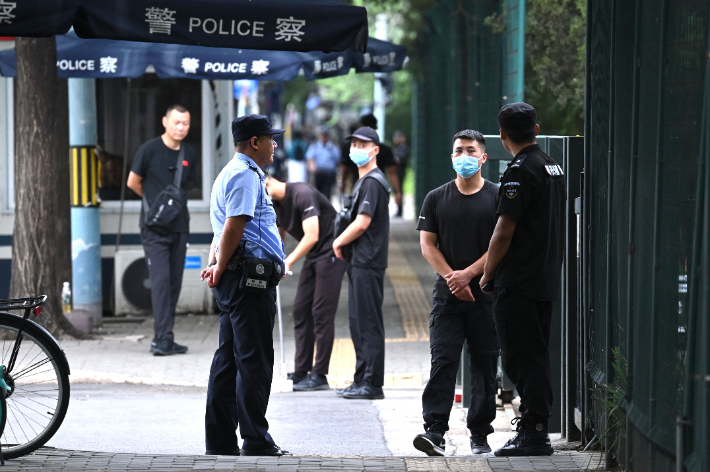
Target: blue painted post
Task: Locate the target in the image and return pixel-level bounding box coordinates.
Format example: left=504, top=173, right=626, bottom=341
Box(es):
left=68, top=78, right=102, bottom=327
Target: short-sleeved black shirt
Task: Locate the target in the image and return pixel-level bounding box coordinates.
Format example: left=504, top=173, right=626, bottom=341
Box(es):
left=496, top=144, right=566, bottom=300
left=273, top=182, right=337, bottom=261
left=131, top=137, right=197, bottom=233
left=350, top=168, right=390, bottom=269
left=417, top=179, right=499, bottom=301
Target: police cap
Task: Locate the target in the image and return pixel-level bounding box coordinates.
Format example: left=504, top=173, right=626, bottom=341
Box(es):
left=232, top=114, right=285, bottom=144
left=497, top=102, right=537, bottom=135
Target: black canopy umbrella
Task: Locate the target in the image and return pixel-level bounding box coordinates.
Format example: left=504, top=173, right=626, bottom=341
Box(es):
left=0, top=0, right=368, bottom=52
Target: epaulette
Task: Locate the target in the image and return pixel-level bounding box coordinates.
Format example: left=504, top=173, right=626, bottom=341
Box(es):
left=511, top=154, right=527, bottom=168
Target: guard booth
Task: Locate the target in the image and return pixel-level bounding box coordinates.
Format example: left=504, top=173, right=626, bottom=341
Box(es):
left=458, top=135, right=584, bottom=438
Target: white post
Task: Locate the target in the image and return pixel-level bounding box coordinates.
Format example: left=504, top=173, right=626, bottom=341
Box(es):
left=374, top=13, right=388, bottom=139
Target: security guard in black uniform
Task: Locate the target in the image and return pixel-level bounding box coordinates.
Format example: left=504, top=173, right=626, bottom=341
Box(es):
left=480, top=102, right=566, bottom=457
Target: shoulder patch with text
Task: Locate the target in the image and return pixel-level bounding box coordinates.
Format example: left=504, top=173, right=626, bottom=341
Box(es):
left=545, top=164, right=564, bottom=176
left=503, top=182, right=520, bottom=199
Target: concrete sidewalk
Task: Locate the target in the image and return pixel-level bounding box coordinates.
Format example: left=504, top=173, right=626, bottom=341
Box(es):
left=41, top=219, right=603, bottom=471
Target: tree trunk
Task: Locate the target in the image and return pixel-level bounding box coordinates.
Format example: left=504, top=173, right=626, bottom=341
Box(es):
left=9, top=37, right=87, bottom=339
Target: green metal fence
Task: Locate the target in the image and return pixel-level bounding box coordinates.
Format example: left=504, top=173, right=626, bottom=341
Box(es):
left=584, top=0, right=709, bottom=470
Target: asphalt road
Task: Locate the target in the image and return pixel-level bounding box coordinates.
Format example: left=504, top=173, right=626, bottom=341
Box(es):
left=46, top=383, right=435, bottom=457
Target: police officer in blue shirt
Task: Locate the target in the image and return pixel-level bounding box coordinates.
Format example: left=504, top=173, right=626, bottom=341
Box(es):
left=201, top=115, right=289, bottom=457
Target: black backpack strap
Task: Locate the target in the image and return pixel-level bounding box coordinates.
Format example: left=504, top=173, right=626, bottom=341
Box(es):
left=363, top=170, right=391, bottom=194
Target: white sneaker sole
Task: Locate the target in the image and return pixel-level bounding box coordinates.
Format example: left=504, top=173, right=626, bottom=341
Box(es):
left=413, top=435, right=445, bottom=457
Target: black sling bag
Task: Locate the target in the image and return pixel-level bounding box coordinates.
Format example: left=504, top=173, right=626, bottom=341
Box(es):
left=142, top=147, right=185, bottom=235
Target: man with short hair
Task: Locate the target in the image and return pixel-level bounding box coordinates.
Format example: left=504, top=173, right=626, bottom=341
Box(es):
left=306, top=128, right=341, bottom=199
left=413, top=130, right=500, bottom=457
left=265, top=177, right=347, bottom=391
left=480, top=102, right=566, bottom=457
left=201, top=114, right=289, bottom=457
left=333, top=126, right=390, bottom=400
left=127, top=104, right=196, bottom=356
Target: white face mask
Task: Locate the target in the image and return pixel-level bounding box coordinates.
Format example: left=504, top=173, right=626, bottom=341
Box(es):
left=350, top=148, right=373, bottom=167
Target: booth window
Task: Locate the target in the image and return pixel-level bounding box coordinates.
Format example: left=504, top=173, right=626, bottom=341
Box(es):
left=96, top=77, right=203, bottom=202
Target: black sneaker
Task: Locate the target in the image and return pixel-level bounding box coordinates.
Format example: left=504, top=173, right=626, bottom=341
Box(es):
left=172, top=342, right=188, bottom=354
left=341, top=382, right=384, bottom=400
left=470, top=432, right=492, bottom=454
left=335, top=382, right=360, bottom=396
left=287, top=371, right=308, bottom=383
left=293, top=373, right=330, bottom=391
left=413, top=429, right=445, bottom=456
left=240, top=445, right=291, bottom=456
left=494, top=417, right=553, bottom=457
left=151, top=340, right=188, bottom=356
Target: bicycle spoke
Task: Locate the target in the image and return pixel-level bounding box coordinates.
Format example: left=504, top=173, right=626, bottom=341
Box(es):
left=7, top=397, right=48, bottom=429
left=11, top=339, right=37, bottom=373
left=13, top=379, right=57, bottom=388
left=9, top=391, right=56, bottom=411
left=7, top=403, right=29, bottom=443
left=11, top=348, right=44, bottom=378
left=13, top=367, right=55, bottom=383
left=13, top=388, right=59, bottom=401
left=11, top=392, right=56, bottom=414
left=12, top=358, right=51, bottom=380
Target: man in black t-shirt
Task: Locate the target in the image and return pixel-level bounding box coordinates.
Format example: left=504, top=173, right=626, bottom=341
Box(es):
left=480, top=103, right=566, bottom=457
left=127, top=104, right=197, bottom=356
left=332, top=126, right=390, bottom=400
left=413, top=130, right=500, bottom=457
left=266, top=178, right=347, bottom=391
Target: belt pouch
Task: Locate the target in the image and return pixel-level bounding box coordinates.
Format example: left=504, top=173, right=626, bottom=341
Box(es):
left=239, top=257, right=273, bottom=292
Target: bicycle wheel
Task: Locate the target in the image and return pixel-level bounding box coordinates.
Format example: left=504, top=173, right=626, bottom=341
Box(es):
left=0, top=312, right=70, bottom=459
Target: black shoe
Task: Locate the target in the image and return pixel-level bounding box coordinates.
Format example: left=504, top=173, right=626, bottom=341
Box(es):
left=240, top=445, right=291, bottom=456
left=335, top=381, right=360, bottom=396
left=293, top=373, right=330, bottom=391
left=205, top=448, right=240, bottom=456
left=287, top=371, right=308, bottom=383
left=152, top=340, right=188, bottom=356
left=470, top=432, right=492, bottom=454
left=413, top=429, right=445, bottom=456
left=172, top=342, right=188, bottom=354
left=342, top=382, right=384, bottom=400
left=494, top=417, right=553, bottom=457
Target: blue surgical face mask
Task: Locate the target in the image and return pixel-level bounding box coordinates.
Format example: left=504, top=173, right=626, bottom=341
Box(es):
left=350, top=148, right=373, bottom=167
left=452, top=155, right=482, bottom=178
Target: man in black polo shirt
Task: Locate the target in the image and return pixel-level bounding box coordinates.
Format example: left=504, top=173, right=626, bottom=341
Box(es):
left=332, top=126, right=390, bottom=400
left=413, top=130, right=499, bottom=457
left=127, top=104, right=197, bottom=356
left=266, top=177, right=347, bottom=391
left=480, top=102, right=566, bottom=456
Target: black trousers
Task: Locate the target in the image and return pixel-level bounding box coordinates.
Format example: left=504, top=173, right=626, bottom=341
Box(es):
left=293, top=256, right=347, bottom=375
left=140, top=228, right=189, bottom=343
left=314, top=171, right=336, bottom=200
left=347, top=265, right=385, bottom=388
left=422, top=298, right=499, bottom=435
left=493, top=287, right=553, bottom=420
left=205, top=267, right=276, bottom=452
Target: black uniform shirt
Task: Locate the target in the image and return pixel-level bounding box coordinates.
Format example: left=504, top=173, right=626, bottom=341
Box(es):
left=417, top=179, right=499, bottom=301
left=495, top=144, right=566, bottom=300
left=376, top=143, right=395, bottom=171
left=273, top=182, right=337, bottom=261
left=131, top=137, right=197, bottom=233
left=350, top=168, right=390, bottom=269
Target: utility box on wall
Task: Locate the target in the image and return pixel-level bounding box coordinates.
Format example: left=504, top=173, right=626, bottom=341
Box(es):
left=114, top=248, right=214, bottom=315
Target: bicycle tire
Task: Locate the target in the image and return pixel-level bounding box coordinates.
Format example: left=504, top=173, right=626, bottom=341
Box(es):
left=0, top=312, right=70, bottom=459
